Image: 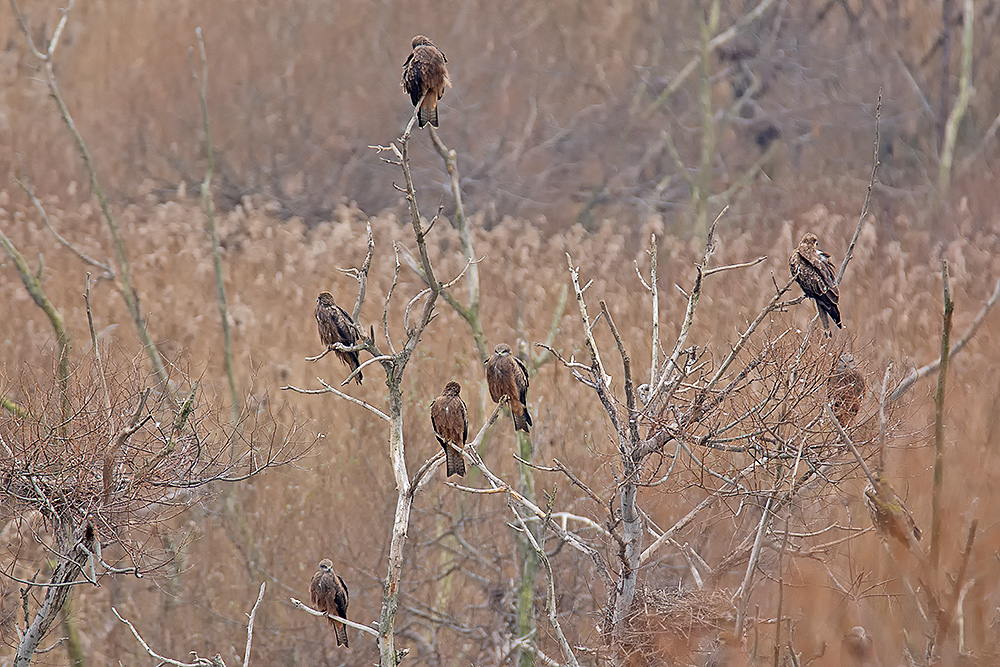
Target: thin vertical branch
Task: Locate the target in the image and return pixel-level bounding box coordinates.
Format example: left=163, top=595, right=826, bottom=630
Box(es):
left=647, top=236, right=659, bottom=388
left=694, top=0, right=721, bottom=240
left=735, top=495, right=774, bottom=636
left=878, top=361, right=892, bottom=471
left=510, top=502, right=581, bottom=667
left=243, top=582, right=266, bottom=666
left=0, top=226, right=71, bottom=428
left=428, top=127, right=487, bottom=362
left=890, top=273, right=999, bottom=401
left=85, top=274, right=112, bottom=424
left=10, top=0, right=172, bottom=399
left=192, top=27, right=239, bottom=424
left=930, top=260, right=954, bottom=570
left=837, top=92, right=881, bottom=287
left=938, top=0, right=974, bottom=193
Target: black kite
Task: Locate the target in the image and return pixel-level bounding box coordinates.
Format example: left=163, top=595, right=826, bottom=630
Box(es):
left=789, top=232, right=842, bottom=332
left=310, top=558, right=350, bottom=648
left=315, top=291, right=362, bottom=385
left=430, top=381, right=468, bottom=477
left=486, top=343, right=531, bottom=433
left=402, top=35, right=451, bottom=128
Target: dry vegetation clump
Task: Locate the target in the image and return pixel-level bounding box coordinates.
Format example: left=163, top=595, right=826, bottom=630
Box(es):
left=619, top=585, right=734, bottom=666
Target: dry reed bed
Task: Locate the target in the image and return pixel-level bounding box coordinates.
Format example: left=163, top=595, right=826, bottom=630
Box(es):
left=1, top=195, right=1000, bottom=664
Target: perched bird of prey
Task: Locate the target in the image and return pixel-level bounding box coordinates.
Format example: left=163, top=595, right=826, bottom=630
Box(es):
left=310, top=559, right=350, bottom=648
left=841, top=626, right=879, bottom=667
left=828, top=353, right=865, bottom=425
left=430, top=381, right=469, bottom=477
left=315, top=292, right=362, bottom=385
left=864, top=475, right=922, bottom=551
left=401, top=35, right=451, bottom=128
left=789, top=232, right=842, bottom=332
left=486, top=343, right=532, bottom=433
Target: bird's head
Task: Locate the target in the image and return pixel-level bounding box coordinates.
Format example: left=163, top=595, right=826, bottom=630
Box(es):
left=800, top=232, right=819, bottom=247
left=836, top=352, right=856, bottom=372
left=411, top=35, right=434, bottom=49
left=318, top=559, right=334, bottom=572
left=443, top=381, right=461, bottom=396
left=494, top=343, right=512, bottom=356
left=317, top=292, right=336, bottom=306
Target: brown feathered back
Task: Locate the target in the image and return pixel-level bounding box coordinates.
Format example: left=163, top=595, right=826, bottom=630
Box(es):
left=486, top=344, right=531, bottom=433
left=401, top=35, right=451, bottom=128
left=789, top=232, right=842, bottom=330
left=430, top=381, right=468, bottom=477
left=315, top=292, right=362, bottom=384
left=310, top=558, right=350, bottom=648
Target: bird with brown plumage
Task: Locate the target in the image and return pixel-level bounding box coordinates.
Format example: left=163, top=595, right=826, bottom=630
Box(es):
left=430, top=381, right=469, bottom=477
left=486, top=343, right=532, bottom=433
left=789, top=232, right=842, bottom=333
left=315, top=291, right=363, bottom=385
left=401, top=35, right=451, bottom=128
left=310, top=558, right=350, bottom=648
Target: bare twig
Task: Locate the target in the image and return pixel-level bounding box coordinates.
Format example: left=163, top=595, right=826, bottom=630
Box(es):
left=735, top=494, right=775, bottom=635
left=113, top=607, right=215, bottom=667
left=930, top=260, right=954, bottom=569
left=10, top=0, right=173, bottom=398
left=14, top=155, right=113, bottom=277
left=825, top=403, right=878, bottom=488
left=290, top=597, right=380, bottom=638
left=191, top=27, right=239, bottom=424
left=938, top=0, right=975, bottom=193
left=837, top=91, right=881, bottom=287
left=878, top=360, right=892, bottom=470
left=281, top=380, right=390, bottom=423
left=509, top=503, right=581, bottom=667
left=891, top=273, right=999, bottom=401
left=243, top=582, right=266, bottom=666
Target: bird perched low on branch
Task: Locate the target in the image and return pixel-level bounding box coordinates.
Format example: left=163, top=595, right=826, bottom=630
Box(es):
left=789, top=232, right=842, bottom=333
left=864, top=474, right=922, bottom=552
left=430, top=381, right=469, bottom=477
left=401, top=35, right=451, bottom=128
left=310, top=559, right=350, bottom=648
left=486, top=343, right=532, bottom=433
left=315, top=291, right=363, bottom=384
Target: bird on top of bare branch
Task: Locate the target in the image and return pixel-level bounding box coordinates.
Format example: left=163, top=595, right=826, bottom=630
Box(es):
left=430, top=381, right=469, bottom=477
left=789, top=232, right=842, bottom=334
left=829, top=353, right=865, bottom=425
left=401, top=35, right=451, bottom=128
left=310, top=558, right=350, bottom=648
left=841, top=626, right=879, bottom=667
left=864, top=474, right=922, bottom=552
left=486, top=343, right=532, bottom=433
left=315, top=291, right=363, bottom=385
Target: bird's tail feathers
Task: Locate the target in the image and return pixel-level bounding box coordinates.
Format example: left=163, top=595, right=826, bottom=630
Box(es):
left=334, top=621, right=349, bottom=648
left=817, top=295, right=842, bottom=328
left=513, top=408, right=531, bottom=433
left=346, top=351, right=363, bottom=384
left=445, top=442, right=466, bottom=477
left=418, top=104, right=439, bottom=128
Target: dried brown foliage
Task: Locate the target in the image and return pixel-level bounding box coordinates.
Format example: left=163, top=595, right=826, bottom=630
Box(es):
left=2, top=1, right=1000, bottom=665
left=1, top=1, right=999, bottom=227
